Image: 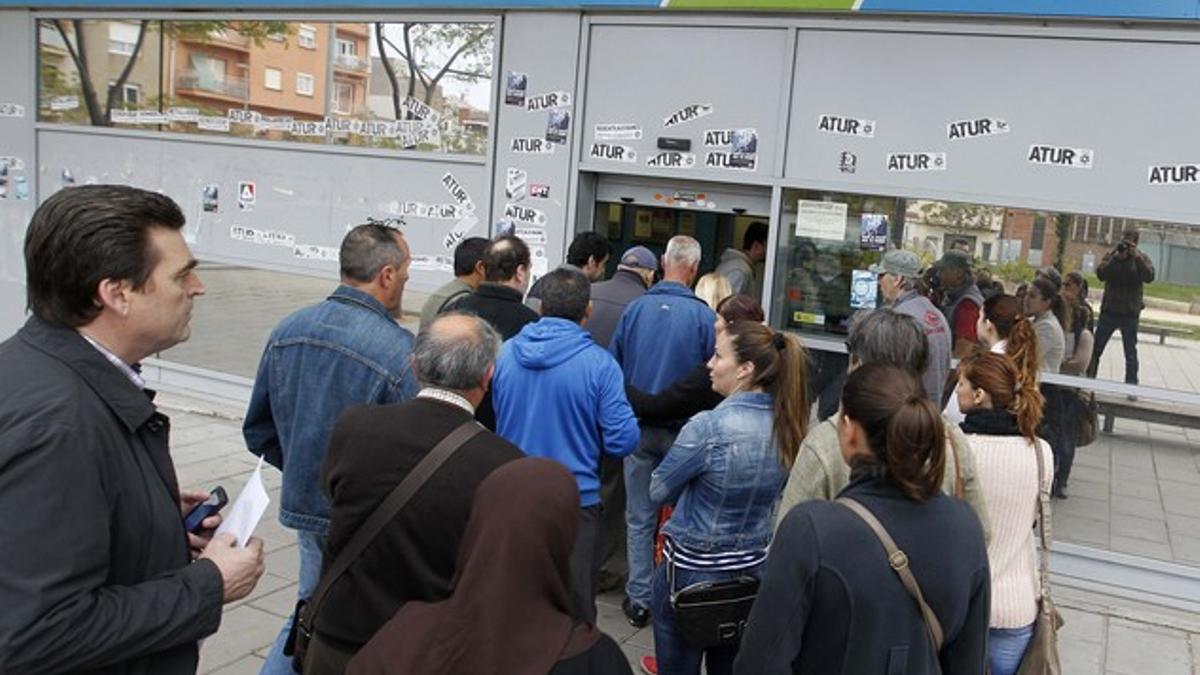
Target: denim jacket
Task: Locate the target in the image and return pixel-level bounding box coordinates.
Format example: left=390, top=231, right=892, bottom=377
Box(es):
left=244, top=285, right=418, bottom=533
left=650, top=391, right=788, bottom=552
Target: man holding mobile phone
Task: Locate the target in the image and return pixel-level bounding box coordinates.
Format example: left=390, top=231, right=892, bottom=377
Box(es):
left=0, top=186, right=266, bottom=675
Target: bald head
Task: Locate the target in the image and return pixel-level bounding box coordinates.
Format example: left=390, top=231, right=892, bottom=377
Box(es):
left=412, top=312, right=502, bottom=393
left=662, top=235, right=702, bottom=285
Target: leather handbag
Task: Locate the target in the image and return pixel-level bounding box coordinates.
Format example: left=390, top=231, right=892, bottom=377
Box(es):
left=1017, top=444, right=1064, bottom=675
left=285, top=420, right=484, bottom=674
left=837, top=498, right=944, bottom=658
left=1071, top=390, right=1099, bottom=448
left=667, top=557, right=760, bottom=649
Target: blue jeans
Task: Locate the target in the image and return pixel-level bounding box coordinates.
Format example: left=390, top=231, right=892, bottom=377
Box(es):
left=650, top=561, right=762, bottom=675
left=260, top=531, right=326, bottom=675
left=624, top=426, right=677, bottom=609
left=988, top=624, right=1034, bottom=675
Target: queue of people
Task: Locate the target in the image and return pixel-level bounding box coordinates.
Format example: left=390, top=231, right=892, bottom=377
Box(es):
left=0, top=186, right=1081, bottom=675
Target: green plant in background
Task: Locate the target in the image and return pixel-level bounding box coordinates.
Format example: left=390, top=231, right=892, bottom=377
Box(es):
left=991, top=260, right=1037, bottom=285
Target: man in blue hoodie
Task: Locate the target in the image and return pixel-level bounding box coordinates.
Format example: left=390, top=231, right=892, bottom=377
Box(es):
left=609, top=234, right=716, bottom=627
left=492, top=267, right=640, bottom=623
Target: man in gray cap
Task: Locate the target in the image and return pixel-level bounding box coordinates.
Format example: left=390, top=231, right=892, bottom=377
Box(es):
left=585, top=244, right=657, bottom=594
left=936, top=249, right=984, bottom=358
left=871, top=249, right=952, bottom=405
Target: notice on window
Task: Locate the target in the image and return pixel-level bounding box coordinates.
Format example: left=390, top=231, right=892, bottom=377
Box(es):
left=795, top=200, right=848, bottom=241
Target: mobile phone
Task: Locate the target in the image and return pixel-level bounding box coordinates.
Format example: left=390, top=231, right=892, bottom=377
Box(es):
left=183, top=486, right=228, bottom=533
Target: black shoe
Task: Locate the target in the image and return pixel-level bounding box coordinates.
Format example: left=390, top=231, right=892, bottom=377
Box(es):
left=623, top=596, right=650, bottom=628
left=1051, top=484, right=1068, bottom=499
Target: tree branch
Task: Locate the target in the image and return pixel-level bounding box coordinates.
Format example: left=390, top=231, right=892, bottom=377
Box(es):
left=375, top=23, right=402, bottom=120
left=107, top=20, right=149, bottom=120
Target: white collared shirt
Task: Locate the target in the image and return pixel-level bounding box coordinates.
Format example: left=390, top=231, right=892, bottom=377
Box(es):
left=80, top=333, right=146, bottom=390
left=416, top=388, right=474, bottom=414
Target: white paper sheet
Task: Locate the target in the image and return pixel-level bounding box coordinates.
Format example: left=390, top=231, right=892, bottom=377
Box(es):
left=215, top=457, right=269, bottom=547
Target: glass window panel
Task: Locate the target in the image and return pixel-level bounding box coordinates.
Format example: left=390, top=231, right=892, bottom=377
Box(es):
left=39, top=19, right=494, bottom=155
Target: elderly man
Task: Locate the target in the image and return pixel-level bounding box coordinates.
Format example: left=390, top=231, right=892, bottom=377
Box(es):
left=774, top=309, right=990, bottom=541
left=244, top=222, right=419, bottom=675
left=0, top=185, right=265, bottom=675
left=609, top=235, right=715, bottom=627
left=308, top=313, right=522, bottom=671
left=937, top=250, right=985, bottom=358
left=493, top=268, right=640, bottom=622
left=871, top=249, right=952, bottom=405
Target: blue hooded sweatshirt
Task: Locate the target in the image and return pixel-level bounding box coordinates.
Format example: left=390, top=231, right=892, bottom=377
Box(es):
left=493, top=318, right=640, bottom=507
left=609, top=281, right=717, bottom=395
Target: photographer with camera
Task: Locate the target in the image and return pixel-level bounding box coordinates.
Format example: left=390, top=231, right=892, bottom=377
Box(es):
left=1086, top=231, right=1155, bottom=388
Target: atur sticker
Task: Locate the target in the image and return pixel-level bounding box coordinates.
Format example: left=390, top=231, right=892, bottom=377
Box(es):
left=1027, top=144, right=1093, bottom=169
left=526, top=91, right=572, bottom=112
left=0, top=103, right=25, bottom=118
left=886, top=152, right=946, bottom=172
left=947, top=117, right=1009, bottom=140
left=590, top=143, right=637, bottom=163
left=504, top=202, right=548, bottom=226
left=441, top=172, right=476, bottom=213
left=647, top=151, right=696, bottom=169
left=663, top=104, right=713, bottom=129
left=817, top=114, right=875, bottom=138
left=512, top=137, right=555, bottom=154
left=1148, top=164, right=1200, bottom=186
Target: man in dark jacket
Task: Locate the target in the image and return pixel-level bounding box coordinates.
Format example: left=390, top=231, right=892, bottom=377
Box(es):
left=454, top=235, right=540, bottom=428
left=311, top=313, right=522, bottom=670
left=1087, top=230, right=1156, bottom=385
left=587, top=245, right=657, bottom=348
left=525, top=230, right=612, bottom=313
left=0, top=185, right=265, bottom=675
left=492, top=268, right=640, bottom=622
left=243, top=223, right=419, bottom=675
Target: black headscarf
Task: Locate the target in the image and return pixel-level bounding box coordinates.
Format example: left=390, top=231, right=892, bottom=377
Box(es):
left=347, top=457, right=600, bottom=675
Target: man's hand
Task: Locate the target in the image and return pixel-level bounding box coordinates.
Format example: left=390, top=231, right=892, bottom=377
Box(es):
left=181, top=488, right=223, bottom=559
left=200, top=533, right=266, bottom=603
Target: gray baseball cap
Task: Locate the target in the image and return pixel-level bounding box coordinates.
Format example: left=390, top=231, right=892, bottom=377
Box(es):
left=868, top=249, right=922, bottom=278
left=619, top=245, right=658, bottom=271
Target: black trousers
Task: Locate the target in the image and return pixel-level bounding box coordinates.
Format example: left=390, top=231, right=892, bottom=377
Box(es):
left=597, top=455, right=627, bottom=579
left=570, top=504, right=602, bottom=624
left=1087, top=311, right=1140, bottom=384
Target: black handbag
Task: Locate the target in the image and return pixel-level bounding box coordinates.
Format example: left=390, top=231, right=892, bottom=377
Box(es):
left=668, top=559, right=760, bottom=649
left=1071, top=390, right=1098, bottom=447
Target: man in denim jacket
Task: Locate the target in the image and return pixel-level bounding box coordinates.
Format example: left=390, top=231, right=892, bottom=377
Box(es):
left=244, top=223, right=419, bottom=675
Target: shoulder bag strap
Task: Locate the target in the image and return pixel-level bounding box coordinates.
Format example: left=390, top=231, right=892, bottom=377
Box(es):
left=304, top=419, right=484, bottom=630
left=1032, top=442, right=1053, bottom=604
left=438, top=288, right=471, bottom=314
left=949, top=429, right=964, bottom=498
left=837, top=497, right=945, bottom=652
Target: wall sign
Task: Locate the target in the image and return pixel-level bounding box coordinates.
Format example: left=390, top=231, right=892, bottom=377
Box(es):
left=817, top=114, right=875, bottom=138
left=796, top=200, right=848, bottom=240
left=1148, top=164, right=1200, bottom=186
left=590, top=143, right=637, bottom=163
left=663, top=103, right=714, bottom=128
left=441, top=172, right=476, bottom=214
left=886, top=152, right=946, bottom=172
left=504, top=202, right=548, bottom=226
left=947, top=117, right=1009, bottom=140
left=1027, top=144, right=1093, bottom=169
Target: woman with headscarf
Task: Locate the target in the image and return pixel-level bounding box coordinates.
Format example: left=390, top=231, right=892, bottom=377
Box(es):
left=346, top=458, right=633, bottom=675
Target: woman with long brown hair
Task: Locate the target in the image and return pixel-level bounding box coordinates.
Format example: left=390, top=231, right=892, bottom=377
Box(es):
left=646, top=321, right=808, bottom=674
left=944, top=293, right=1041, bottom=424
left=955, top=353, right=1054, bottom=675
left=735, top=364, right=990, bottom=674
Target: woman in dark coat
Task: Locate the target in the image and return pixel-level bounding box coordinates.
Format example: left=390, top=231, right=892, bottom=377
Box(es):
left=734, top=364, right=990, bottom=675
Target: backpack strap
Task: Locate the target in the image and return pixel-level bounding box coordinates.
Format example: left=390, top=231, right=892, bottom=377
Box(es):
left=837, top=497, right=945, bottom=652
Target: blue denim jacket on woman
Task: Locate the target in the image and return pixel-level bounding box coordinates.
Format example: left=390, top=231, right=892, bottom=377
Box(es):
left=649, top=391, right=789, bottom=553
left=243, top=285, right=418, bottom=533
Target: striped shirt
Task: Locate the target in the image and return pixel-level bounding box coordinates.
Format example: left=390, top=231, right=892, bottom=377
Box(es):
left=665, top=537, right=768, bottom=572
left=81, top=333, right=145, bottom=390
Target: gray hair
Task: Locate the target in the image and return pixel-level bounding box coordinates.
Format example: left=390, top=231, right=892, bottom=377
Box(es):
left=340, top=223, right=407, bottom=283
left=664, top=235, right=702, bottom=268
left=846, top=309, right=928, bottom=375
left=412, top=313, right=502, bottom=390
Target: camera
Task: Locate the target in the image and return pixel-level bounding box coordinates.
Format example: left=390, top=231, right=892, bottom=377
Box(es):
left=1116, top=241, right=1129, bottom=254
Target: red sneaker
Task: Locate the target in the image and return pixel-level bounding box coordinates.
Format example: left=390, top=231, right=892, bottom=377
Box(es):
left=639, top=655, right=658, bottom=675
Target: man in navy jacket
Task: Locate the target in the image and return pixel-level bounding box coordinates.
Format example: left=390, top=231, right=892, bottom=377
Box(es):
left=492, top=267, right=640, bottom=623
left=608, top=235, right=716, bottom=626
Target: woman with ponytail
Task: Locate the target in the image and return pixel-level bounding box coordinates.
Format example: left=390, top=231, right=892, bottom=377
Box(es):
left=646, top=322, right=808, bottom=674
left=944, top=293, right=1042, bottom=424
left=1026, top=277, right=1076, bottom=498
left=955, top=353, right=1054, bottom=675
left=736, top=364, right=990, bottom=674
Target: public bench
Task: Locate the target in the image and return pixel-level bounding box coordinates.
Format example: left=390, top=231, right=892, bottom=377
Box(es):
left=1139, top=323, right=1193, bottom=345
left=1094, top=393, right=1200, bottom=434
